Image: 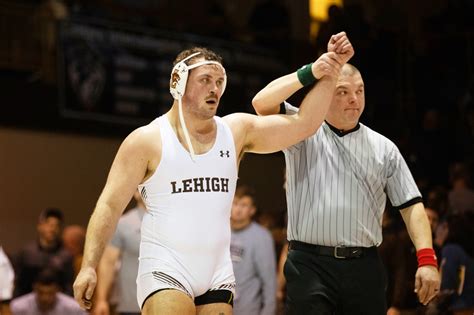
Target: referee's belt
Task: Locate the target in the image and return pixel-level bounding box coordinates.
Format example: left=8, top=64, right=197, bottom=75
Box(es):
left=289, top=241, right=373, bottom=259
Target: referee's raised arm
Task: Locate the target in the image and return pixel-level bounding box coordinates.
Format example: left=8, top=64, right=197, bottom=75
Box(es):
left=252, top=32, right=353, bottom=116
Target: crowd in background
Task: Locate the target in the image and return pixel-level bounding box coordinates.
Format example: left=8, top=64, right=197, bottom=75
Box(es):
left=1, top=163, right=473, bottom=314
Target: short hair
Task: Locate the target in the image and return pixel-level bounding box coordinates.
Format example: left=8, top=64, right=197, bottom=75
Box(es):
left=173, top=47, right=223, bottom=67
left=38, top=208, right=64, bottom=224
left=234, top=185, right=257, bottom=206
left=340, top=63, right=361, bottom=77
left=34, top=268, right=60, bottom=286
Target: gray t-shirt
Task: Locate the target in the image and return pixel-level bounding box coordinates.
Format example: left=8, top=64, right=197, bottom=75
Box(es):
left=110, top=207, right=145, bottom=313
left=10, top=292, right=86, bottom=315
left=231, top=222, right=277, bottom=315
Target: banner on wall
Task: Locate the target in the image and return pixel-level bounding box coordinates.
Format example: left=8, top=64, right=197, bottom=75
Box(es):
left=58, top=19, right=287, bottom=126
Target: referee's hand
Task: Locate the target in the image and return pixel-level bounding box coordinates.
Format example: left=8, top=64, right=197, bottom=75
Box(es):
left=414, top=265, right=440, bottom=305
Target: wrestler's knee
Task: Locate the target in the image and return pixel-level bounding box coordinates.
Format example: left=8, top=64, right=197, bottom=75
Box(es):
left=142, top=289, right=195, bottom=315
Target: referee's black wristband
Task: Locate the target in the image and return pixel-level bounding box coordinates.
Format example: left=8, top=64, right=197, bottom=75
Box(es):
left=296, top=62, right=317, bottom=86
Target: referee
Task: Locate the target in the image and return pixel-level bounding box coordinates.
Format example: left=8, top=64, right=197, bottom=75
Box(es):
left=252, top=33, right=440, bottom=314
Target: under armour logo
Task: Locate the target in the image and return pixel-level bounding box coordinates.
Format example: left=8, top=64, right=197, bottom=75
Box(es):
left=220, top=150, right=230, bottom=158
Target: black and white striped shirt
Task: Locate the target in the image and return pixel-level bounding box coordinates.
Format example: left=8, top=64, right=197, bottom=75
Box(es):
left=283, top=102, right=421, bottom=247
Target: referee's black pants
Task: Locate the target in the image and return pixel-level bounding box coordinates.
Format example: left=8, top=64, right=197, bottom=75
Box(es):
left=284, top=244, right=387, bottom=315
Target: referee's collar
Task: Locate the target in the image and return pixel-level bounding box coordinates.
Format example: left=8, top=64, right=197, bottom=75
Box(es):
left=325, top=121, right=360, bottom=137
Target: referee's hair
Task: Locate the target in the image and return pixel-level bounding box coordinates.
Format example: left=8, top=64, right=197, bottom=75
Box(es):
left=341, top=63, right=360, bottom=77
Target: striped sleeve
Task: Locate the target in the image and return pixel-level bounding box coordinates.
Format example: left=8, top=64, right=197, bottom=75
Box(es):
left=385, top=144, right=422, bottom=210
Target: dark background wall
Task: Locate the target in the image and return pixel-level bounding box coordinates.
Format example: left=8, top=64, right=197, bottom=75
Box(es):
left=0, top=127, right=121, bottom=253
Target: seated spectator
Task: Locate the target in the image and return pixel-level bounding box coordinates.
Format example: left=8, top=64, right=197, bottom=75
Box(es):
left=0, top=246, right=14, bottom=315
left=13, top=208, right=75, bottom=297
left=437, top=213, right=474, bottom=315
left=10, top=268, right=86, bottom=315
left=230, top=185, right=277, bottom=315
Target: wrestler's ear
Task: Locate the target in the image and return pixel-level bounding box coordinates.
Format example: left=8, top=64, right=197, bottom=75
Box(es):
left=170, top=52, right=201, bottom=100
left=170, top=61, right=189, bottom=100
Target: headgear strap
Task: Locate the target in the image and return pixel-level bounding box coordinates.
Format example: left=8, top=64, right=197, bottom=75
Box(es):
left=169, top=52, right=227, bottom=161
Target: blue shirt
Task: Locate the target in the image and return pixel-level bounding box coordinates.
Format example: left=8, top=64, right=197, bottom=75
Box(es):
left=441, top=243, right=474, bottom=310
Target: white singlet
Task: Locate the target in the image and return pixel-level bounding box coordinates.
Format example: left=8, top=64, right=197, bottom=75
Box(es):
left=136, top=115, right=238, bottom=308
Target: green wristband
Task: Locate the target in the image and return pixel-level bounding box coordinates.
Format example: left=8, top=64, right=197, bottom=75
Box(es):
left=296, top=62, right=317, bottom=86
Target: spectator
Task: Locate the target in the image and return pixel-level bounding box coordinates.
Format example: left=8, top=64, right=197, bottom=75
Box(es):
left=437, top=213, right=474, bottom=315
left=426, top=186, right=449, bottom=219
left=448, top=162, right=474, bottom=214
left=10, top=268, right=86, bottom=315
left=13, top=208, right=75, bottom=297
left=62, top=225, right=86, bottom=277
left=230, top=185, right=277, bottom=315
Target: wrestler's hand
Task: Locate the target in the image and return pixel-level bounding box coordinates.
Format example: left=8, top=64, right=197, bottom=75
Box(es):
left=312, top=52, right=344, bottom=79
left=73, top=266, right=97, bottom=310
left=327, top=31, right=354, bottom=64
left=414, top=265, right=440, bottom=305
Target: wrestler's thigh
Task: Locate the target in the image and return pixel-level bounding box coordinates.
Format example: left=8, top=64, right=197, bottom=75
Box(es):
left=196, top=303, right=233, bottom=315
left=142, top=289, right=195, bottom=315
